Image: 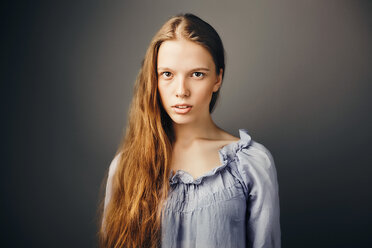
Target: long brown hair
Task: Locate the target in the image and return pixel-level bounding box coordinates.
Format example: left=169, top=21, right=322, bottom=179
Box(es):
left=98, top=13, right=226, bottom=248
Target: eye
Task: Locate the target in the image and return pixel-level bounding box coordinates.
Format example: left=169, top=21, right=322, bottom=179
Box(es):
left=192, top=72, right=205, bottom=78
left=160, top=71, right=173, bottom=79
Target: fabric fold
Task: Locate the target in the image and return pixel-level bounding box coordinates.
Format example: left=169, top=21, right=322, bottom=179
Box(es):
left=168, top=129, right=252, bottom=185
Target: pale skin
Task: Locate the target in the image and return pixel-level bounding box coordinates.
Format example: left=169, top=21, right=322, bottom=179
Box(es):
left=157, top=38, right=240, bottom=180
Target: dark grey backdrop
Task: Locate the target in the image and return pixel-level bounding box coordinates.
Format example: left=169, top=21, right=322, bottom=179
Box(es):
left=4, top=0, right=371, bottom=247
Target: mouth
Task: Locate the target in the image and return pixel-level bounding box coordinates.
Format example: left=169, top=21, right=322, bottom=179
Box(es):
left=171, top=104, right=192, bottom=114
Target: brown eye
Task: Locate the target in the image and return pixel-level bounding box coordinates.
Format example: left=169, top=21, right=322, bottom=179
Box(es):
left=161, top=72, right=172, bottom=78
left=192, top=72, right=205, bottom=78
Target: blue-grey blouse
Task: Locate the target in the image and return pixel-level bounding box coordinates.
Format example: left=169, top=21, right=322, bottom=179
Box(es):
left=103, top=129, right=281, bottom=248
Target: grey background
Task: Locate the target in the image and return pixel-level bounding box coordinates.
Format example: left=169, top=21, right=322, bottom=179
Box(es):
left=4, top=0, right=371, bottom=247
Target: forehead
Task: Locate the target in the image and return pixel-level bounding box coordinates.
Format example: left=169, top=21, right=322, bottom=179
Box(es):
left=157, top=39, right=215, bottom=71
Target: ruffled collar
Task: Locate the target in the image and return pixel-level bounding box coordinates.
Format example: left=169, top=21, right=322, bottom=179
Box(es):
left=168, top=129, right=252, bottom=185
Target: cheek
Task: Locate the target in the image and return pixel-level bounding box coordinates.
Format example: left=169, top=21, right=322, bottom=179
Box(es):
left=194, top=85, right=214, bottom=103
left=157, top=86, right=169, bottom=105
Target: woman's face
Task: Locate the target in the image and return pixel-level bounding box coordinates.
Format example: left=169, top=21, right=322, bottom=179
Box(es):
left=157, top=38, right=223, bottom=125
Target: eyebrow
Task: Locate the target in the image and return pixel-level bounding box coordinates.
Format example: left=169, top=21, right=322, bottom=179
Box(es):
left=157, top=67, right=210, bottom=72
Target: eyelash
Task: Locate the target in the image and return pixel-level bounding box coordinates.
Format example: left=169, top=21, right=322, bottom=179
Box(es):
left=160, top=72, right=205, bottom=79
left=161, top=72, right=172, bottom=78
left=192, top=72, right=205, bottom=78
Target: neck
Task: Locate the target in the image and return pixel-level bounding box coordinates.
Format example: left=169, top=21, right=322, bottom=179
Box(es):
left=172, top=113, right=221, bottom=146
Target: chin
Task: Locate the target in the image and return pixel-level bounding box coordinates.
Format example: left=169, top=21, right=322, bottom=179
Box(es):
left=169, top=115, right=194, bottom=125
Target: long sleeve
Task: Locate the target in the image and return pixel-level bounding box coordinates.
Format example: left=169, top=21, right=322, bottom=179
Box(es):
left=235, top=141, right=281, bottom=248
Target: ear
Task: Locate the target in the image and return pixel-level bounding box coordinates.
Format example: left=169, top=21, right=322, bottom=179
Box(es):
left=213, top=68, right=223, bottom=92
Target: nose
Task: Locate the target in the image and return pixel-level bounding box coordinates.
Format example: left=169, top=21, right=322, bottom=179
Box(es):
left=175, top=76, right=190, bottom=98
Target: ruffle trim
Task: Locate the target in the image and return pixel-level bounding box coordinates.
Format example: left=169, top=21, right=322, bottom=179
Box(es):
left=168, top=129, right=252, bottom=185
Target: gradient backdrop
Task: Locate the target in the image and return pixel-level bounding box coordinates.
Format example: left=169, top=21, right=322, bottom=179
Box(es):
left=4, top=0, right=372, bottom=247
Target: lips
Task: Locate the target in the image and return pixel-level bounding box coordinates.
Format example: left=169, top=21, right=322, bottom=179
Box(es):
left=171, top=104, right=192, bottom=114
left=172, top=104, right=193, bottom=108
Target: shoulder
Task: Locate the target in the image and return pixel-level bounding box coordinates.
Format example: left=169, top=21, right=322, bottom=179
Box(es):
left=217, top=128, right=241, bottom=144
left=234, top=138, right=278, bottom=195
left=199, top=128, right=240, bottom=150
left=189, top=128, right=240, bottom=154
left=105, top=152, right=122, bottom=198
left=108, top=152, right=122, bottom=177
left=104, top=152, right=122, bottom=209
left=238, top=140, right=275, bottom=169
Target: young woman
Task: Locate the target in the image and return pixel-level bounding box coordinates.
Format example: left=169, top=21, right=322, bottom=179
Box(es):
left=99, top=13, right=281, bottom=248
